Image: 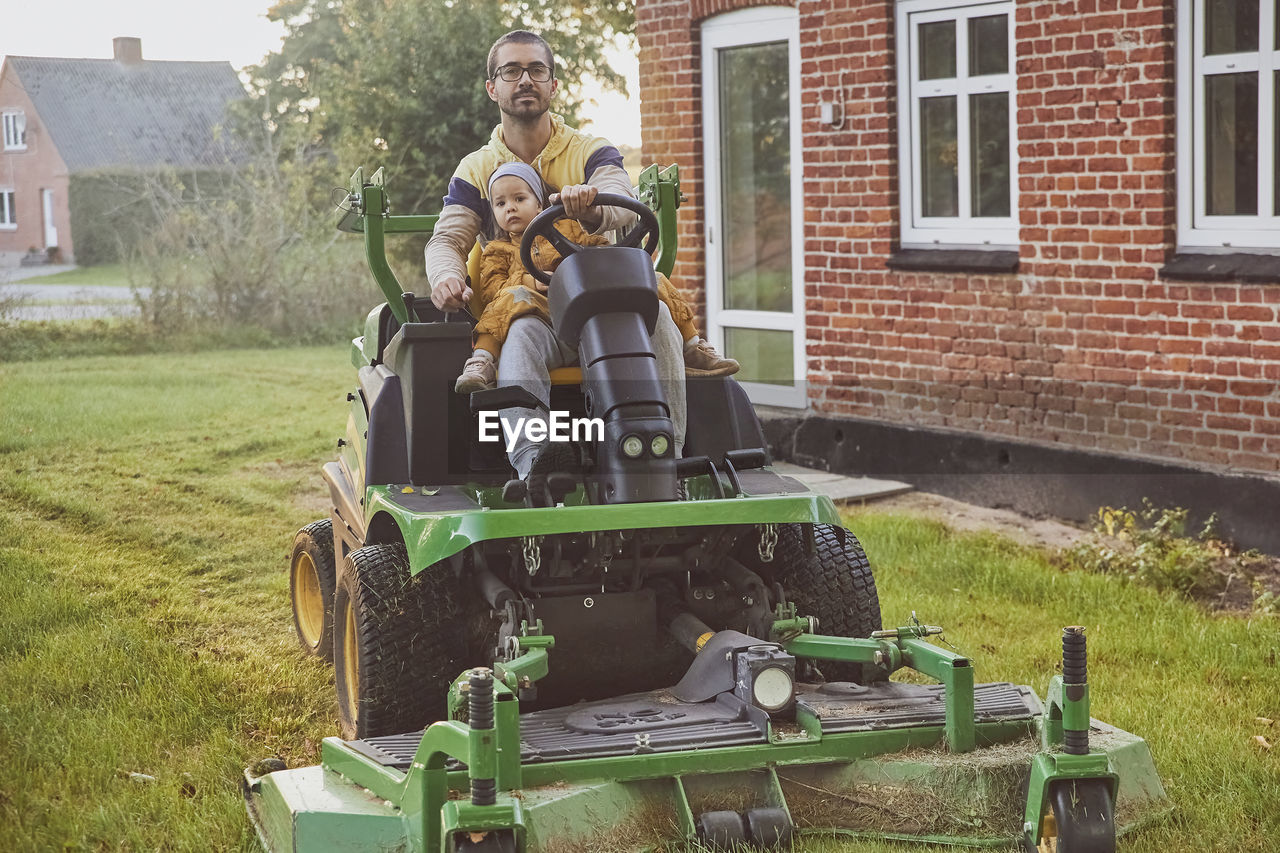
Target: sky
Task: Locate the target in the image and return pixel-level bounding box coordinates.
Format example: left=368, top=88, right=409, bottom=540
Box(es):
left=2, top=0, right=642, bottom=147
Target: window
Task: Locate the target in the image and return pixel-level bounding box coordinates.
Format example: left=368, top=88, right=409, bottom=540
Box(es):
left=2, top=111, right=26, bottom=150
left=896, top=0, right=1017, bottom=247
left=1178, top=0, right=1280, bottom=249
left=0, top=190, right=15, bottom=228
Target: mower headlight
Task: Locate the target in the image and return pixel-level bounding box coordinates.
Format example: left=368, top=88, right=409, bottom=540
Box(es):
left=621, top=434, right=644, bottom=458
left=751, top=666, right=795, bottom=713
left=733, top=644, right=797, bottom=714
left=650, top=434, right=670, bottom=457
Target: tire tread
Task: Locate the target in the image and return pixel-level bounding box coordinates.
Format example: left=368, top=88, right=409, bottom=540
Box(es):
left=337, top=543, right=466, bottom=738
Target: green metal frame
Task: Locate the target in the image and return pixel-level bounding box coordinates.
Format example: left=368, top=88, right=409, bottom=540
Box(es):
left=366, top=483, right=844, bottom=572
left=636, top=163, right=684, bottom=278
left=783, top=620, right=977, bottom=753
left=337, top=167, right=439, bottom=325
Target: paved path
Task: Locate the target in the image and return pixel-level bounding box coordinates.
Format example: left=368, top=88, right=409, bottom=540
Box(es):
left=2, top=271, right=147, bottom=321
left=2, top=264, right=78, bottom=282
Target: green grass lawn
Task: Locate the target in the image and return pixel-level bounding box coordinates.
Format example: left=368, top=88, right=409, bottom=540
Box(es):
left=14, top=262, right=133, bottom=287
left=0, top=347, right=1277, bottom=851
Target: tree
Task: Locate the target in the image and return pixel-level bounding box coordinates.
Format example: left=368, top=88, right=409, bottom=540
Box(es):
left=241, top=0, right=636, bottom=215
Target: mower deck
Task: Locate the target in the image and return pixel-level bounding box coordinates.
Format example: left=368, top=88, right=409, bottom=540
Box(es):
left=246, top=673, right=1168, bottom=852
left=348, top=681, right=1042, bottom=769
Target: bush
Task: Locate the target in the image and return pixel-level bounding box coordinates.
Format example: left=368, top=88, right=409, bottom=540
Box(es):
left=1063, top=499, right=1269, bottom=603
left=124, top=155, right=379, bottom=342
left=68, top=170, right=230, bottom=266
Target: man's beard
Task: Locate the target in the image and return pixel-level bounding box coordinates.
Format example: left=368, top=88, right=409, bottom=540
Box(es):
left=501, top=89, right=547, bottom=124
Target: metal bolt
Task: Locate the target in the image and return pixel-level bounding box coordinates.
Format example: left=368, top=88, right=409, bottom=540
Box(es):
left=873, top=650, right=885, bottom=666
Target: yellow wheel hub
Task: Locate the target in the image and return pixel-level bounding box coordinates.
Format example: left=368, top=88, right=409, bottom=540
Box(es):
left=341, top=598, right=359, bottom=726
left=292, top=551, right=325, bottom=650
left=1037, top=812, right=1059, bottom=852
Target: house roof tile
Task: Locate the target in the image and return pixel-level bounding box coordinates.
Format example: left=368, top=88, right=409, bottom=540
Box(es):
left=6, top=56, right=247, bottom=172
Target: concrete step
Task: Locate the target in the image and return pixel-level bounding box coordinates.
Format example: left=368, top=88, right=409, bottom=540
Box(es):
left=773, top=462, right=913, bottom=505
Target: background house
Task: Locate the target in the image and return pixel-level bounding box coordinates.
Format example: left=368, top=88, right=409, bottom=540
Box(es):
left=0, top=36, right=244, bottom=267
left=637, top=0, right=1280, bottom=550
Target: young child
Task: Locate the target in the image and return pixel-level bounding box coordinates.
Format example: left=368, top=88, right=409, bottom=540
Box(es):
left=455, top=161, right=738, bottom=393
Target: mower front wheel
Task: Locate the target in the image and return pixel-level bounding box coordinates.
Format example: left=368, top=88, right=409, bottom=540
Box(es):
left=1036, top=779, right=1117, bottom=853
left=290, top=520, right=337, bottom=661
left=333, top=542, right=466, bottom=739
left=770, top=523, right=883, bottom=683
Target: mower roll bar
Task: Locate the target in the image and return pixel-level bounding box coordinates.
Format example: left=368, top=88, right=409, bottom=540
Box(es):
left=336, top=165, right=686, bottom=326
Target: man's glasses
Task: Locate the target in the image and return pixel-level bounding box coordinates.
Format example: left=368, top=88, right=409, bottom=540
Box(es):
left=493, top=63, right=553, bottom=83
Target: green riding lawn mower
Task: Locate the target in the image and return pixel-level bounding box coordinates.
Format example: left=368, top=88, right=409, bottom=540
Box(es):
left=244, top=165, right=1170, bottom=852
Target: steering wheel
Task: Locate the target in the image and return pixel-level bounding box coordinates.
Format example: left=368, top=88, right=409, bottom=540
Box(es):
left=519, top=192, right=661, bottom=285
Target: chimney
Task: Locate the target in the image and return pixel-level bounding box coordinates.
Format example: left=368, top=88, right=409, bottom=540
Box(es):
left=113, top=37, right=143, bottom=65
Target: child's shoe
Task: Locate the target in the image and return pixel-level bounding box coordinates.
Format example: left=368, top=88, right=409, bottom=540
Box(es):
left=455, top=354, right=496, bottom=393
left=683, top=338, right=739, bottom=377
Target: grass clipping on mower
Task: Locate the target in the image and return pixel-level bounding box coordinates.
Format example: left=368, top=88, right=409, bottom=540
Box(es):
left=778, top=736, right=1040, bottom=839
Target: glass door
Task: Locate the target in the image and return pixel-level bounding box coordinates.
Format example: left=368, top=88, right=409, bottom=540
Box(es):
left=42, top=189, right=58, bottom=249
left=702, top=7, right=804, bottom=407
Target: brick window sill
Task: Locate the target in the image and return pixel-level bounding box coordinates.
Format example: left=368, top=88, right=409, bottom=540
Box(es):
left=1159, top=253, right=1280, bottom=284
left=886, top=248, right=1019, bottom=274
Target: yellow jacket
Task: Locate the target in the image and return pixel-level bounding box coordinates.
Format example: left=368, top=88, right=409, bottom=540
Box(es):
left=473, top=219, right=697, bottom=347
left=425, top=114, right=636, bottom=295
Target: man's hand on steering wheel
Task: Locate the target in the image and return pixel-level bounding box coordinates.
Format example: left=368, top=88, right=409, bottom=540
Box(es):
left=549, top=184, right=600, bottom=229
left=519, top=192, right=661, bottom=286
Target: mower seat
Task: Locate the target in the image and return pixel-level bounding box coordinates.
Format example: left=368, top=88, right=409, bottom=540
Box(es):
left=549, top=367, right=583, bottom=386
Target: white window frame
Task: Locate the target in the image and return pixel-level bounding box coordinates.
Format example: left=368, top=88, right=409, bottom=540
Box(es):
left=1177, top=0, right=1280, bottom=250
left=701, top=6, right=806, bottom=408
left=0, top=189, right=15, bottom=229
left=896, top=0, right=1017, bottom=248
left=2, top=111, right=26, bottom=151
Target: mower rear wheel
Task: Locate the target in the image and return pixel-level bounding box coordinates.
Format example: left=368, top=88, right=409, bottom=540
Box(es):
left=1037, top=779, right=1117, bottom=853
left=333, top=542, right=466, bottom=739
left=770, top=523, right=883, bottom=683
left=290, top=520, right=337, bottom=661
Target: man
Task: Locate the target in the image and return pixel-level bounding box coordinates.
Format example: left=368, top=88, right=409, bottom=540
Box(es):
left=425, top=30, right=636, bottom=310
left=425, top=30, right=687, bottom=481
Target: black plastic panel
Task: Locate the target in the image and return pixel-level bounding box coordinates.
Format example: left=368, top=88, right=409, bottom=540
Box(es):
left=797, top=681, right=1040, bottom=733
left=550, top=247, right=659, bottom=346
left=683, top=376, right=771, bottom=468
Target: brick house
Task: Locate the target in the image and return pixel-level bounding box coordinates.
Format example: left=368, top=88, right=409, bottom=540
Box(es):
left=0, top=37, right=244, bottom=267
left=637, top=0, right=1280, bottom=549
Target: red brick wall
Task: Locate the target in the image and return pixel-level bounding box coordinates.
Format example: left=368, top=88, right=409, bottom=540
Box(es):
left=0, top=62, right=74, bottom=265
left=639, top=0, right=1280, bottom=475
